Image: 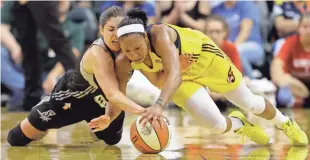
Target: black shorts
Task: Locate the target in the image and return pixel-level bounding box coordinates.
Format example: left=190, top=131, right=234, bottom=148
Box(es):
left=27, top=70, right=124, bottom=142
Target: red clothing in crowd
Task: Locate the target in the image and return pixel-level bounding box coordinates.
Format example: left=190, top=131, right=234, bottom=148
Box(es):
left=277, top=34, right=310, bottom=81
left=221, top=40, right=243, bottom=73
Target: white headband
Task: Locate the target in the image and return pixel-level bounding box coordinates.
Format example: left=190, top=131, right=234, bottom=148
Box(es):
left=117, top=24, right=145, bottom=38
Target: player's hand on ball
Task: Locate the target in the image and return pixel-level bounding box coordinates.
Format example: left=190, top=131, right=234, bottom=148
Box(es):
left=88, top=115, right=111, bottom=132
left=139, top=104, right=164, bottom=128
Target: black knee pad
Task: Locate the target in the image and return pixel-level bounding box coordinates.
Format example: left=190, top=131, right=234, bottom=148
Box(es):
left=102, top=135, right=122, bottom=145
left=7, top=124, right=32, bottom=146
left=95, top=130, right=122, bottom=145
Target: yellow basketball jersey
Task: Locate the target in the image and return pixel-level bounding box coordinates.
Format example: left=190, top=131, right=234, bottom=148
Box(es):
left=131, top=24, right=219, bottom=73
left=131, top=23, right=242, bottom=106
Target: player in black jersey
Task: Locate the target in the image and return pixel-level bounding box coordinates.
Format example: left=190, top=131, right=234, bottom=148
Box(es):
left=7, top=6, right=146, bottom=146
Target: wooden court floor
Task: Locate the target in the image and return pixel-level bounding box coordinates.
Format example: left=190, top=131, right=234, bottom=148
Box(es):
left=1, top=107, right=310, bottom=160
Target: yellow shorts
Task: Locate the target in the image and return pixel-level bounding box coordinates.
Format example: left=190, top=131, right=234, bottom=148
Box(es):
left=173, top=37, right=242, bottom=107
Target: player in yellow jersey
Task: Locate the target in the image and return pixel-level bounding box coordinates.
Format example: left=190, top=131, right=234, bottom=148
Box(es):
left=114, top=8, right=308, bottom=145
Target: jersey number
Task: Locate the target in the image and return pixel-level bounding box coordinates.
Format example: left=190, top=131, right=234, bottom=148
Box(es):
left=94, top=95, right=108, bottom=108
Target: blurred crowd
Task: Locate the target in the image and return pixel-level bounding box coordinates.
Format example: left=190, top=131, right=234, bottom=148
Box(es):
left=1, top=0, right=310, bottom=112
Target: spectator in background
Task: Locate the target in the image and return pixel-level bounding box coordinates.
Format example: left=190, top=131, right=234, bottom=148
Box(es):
left=272, top=1, right=310, bottom=56
left=212, top=1, right=264, bottom=79
left=159, top=0, right=209, bottom=32
left=100, top=1, right=157, bottom=24
left=1, top=1, right=84, bottom=111
left=11, top=1, right=77, bottom=111
left=271, top=13, right=310, bottom=108
left=1, top=1, right=23, bottom=111
left=69, top=1, right=98, bottom=46
left=272, top=1, right=309, bottom=39
left=41, top=1, right=85, bottom=94
left=204, top=15, right=243, bottom=111
left=204, top=15, right=243, bottom=72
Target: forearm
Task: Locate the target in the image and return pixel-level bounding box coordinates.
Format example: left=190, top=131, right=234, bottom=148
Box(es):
left=108, top=92, right=145, bottom=114
left=156, top=73, right=182, bottom=107
left=270, top=60, right=290, bottom=86
left=235, top=29, right=251, bottom=44
left=235, top=19, right=252, bottom=44
left=162, top=9, right=179, bottom=24
left=105, top=103, right=122, bottom=122
left=276, top=19, right=298, bottom=36
left=180, top=14, right=204, bottom=31
left=0, top=25, right=21, bottom=52
left=287, top=75, right=309, bottom=98
left=47, top=62, right=65, bottom=79
left=48, top=48, right=80, bottom=78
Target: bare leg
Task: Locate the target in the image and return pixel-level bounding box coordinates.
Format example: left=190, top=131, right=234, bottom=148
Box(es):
left=224, top=81, right=288, bottom=127
left=20, top=118, right=47, bottom=140
left=256, top=99, right=276, bottom=120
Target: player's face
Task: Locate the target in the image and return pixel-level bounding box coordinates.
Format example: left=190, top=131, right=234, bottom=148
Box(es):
left=299, top=17, right=310, bottom=38
left=100, top=16, right=124, bottom=52
left=119, top=34, right=149, bottom=63
left=205, top=20, right=226, bottom=46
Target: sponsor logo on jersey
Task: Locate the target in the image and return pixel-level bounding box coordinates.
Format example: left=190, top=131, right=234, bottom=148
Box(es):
left=37, top=109, right=56, bottom=122
left=63, top=103, right=71, bottom=110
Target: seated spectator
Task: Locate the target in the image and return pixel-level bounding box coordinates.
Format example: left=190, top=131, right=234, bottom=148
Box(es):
left=204, top=15, right=244, bottom=111
left=272, top=1, right=310, bottom=56
left=212, top=1, right=264, bottom=79
left=159, top=0, right=209, bottom=31
left=1, top=1, right=24, bottom=110
left=1, top=1, right=84, bottom=111
left=69, top=1, right=98, bottom=45
left=100, top=1, right=157, bottom=24
left=204, top=15, right=243, bottom=72
left=271, top=12, right=310, bottom=108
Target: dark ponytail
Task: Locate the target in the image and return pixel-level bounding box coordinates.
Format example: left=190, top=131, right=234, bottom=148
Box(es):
left=118, top=8, right=148, bottom=29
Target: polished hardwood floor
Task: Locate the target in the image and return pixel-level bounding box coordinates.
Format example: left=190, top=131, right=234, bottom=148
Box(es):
left=1, top=107, right=310, bottom=160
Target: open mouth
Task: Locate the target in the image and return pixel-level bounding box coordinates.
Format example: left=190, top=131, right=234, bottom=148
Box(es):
left=112, top=40, right=119, bottom=45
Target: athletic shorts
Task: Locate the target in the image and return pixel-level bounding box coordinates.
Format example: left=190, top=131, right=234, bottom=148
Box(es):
left=27, top=70, right=124, bottom=141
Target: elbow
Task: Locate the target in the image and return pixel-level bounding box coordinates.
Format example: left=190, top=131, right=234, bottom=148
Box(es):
left=106, top=92, right=120, bottom=105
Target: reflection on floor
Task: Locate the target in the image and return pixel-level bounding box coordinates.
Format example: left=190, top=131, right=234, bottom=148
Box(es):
left=1, top=107, right=310, bottom=160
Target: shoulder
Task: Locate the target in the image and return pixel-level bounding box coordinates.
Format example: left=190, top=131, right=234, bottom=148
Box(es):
left=221, top=40, right=238, bottom=54
left=148, top=24, right=173, bottom=38
left=148, top=24, right=166, bottom=33
left=223, top=41, right=237, bottom=49
left=286, top=34, right=298, bottom=42
left=115, top=53, right=131, bottom=69
left=1, top=1, right=15, bottom=25
left=88, top=45, right=113, bottom=61
left=282, top=34, right=299, bottom=48
left=116, top=53, right=129, bottom=62
left=64, top=19, right=83, bottom=31
left=63, top=19, right=84, bottom=36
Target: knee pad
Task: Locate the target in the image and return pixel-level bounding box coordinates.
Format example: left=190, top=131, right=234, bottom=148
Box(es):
left=95, top=130, right=122, bottom=145
left=7, top=124, right=32, bottom=146
left=99, top=134, right=122, bottom=145
left=209, top=116, right=227, bottom=134
left=243, top=94, right=265, bottom=114
left=103, top=136, right=121, bottom=145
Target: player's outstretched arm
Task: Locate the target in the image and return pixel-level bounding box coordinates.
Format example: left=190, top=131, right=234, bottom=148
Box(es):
left=91, top=46, right=145, bottom=115
left=140, top=25, right=182, bottom=127
left=152, top=25, right=182, bottom=108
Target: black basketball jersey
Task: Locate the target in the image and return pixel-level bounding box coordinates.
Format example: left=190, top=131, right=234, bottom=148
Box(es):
left=50, top=38, right=118, bottom=108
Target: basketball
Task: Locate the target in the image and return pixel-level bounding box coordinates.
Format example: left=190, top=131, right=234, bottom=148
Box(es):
left=130, top=115, right=171, bottom=154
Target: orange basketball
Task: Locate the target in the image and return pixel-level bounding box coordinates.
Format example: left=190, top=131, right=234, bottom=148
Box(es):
left=130, top=115, right=171, bottom=154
